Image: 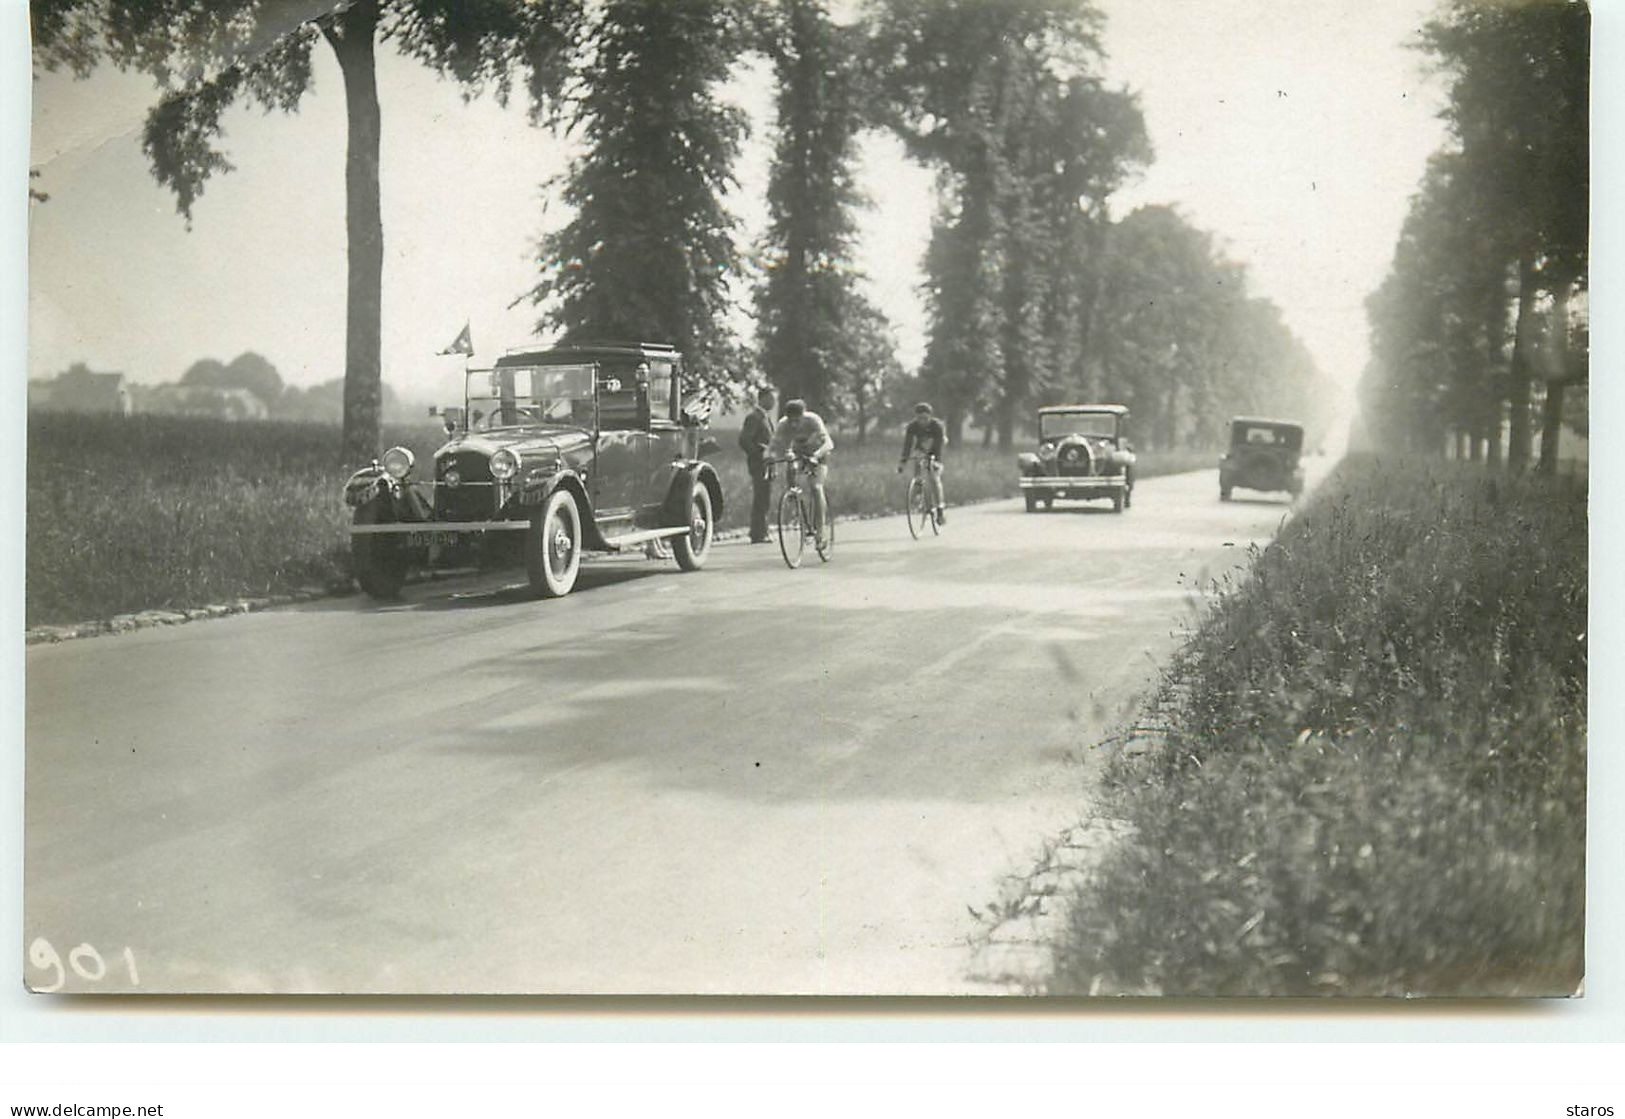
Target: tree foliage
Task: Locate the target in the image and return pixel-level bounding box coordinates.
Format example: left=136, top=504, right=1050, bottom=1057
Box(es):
left=752, top=0, right=880, bottom=418
left=33, top=0, right=582, bottom=465
left=1363, top=0, right=1588, bottom=469
left=1090, top=206, right=1331, bottom=451
left=867, top=0, right=1152, bottom=446
left=526, top=0, right=748, bottom=393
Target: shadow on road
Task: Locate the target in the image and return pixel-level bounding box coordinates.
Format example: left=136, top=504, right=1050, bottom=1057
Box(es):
left=1004, top=504, right=1123, bottom=517
left=328, top=560, right=671, bottom=615
left=1219, top=495, right=1296, bottom=507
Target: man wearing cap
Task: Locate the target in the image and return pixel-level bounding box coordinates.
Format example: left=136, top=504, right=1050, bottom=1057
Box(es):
left=898, top=402, right=948, bottom=525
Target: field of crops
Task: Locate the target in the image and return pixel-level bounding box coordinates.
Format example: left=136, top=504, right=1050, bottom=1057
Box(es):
left=26, top=412, right=1214, bottom=626
left=1038, top=455, right=1588, bottom=997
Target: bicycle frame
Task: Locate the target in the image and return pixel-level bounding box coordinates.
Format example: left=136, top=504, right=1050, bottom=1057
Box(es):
left=905, top=453, right=942, bottom=540
left=782, top=461, right=813, bottom=527
left=771, top=456, right=831, bottom=568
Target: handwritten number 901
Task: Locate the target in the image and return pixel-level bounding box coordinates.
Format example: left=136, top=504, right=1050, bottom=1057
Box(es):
left=28, top=938, right=139, bottom=991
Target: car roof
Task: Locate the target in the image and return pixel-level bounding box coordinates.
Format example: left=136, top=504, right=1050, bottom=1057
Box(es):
left=495, top=342, right=678, bottom=367
left=1038, top=404, right=1128, bottom=416
left=1230, top=416, right=1303, bottom=430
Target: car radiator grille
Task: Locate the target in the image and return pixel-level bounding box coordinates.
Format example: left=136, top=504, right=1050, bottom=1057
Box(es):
left=1057, top=447, right=1096, bottom=476
left=435, top=451, right=498, bottom=523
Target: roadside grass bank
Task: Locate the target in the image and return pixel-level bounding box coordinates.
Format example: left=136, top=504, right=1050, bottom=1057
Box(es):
left=27, top=412, right=1212, bottom=626
left=1038, top=455, right=1586, bottom=996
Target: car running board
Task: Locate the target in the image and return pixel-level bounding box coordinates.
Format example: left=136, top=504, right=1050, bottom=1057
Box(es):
left=601, top=526, right=691, bottom=551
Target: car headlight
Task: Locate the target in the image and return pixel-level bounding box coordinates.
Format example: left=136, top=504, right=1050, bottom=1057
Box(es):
left=490, top=448, right=520, bottom=481
left=381, top=446, right=415, bottom=480
left=1038, top=443, right=1058, bottom=461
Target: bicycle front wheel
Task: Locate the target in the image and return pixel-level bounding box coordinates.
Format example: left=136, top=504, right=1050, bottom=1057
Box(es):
left=906, top=476, right=927, bottom=539
left=777, top=489, right=806, bottom=569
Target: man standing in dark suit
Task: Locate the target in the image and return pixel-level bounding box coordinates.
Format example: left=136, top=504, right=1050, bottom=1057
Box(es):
left=739, top=386, right=776, bottom=543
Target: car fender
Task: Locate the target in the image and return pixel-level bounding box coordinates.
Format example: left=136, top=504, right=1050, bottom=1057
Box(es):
left=345, top=465, right=430, bottom=523
left=660, top=461, right=724, bottom=528
left=343, top=463, right=387, bottom=508
left=1016, top=451, right=1041, bottom=473
left=518, top=469, right=614, bottom=552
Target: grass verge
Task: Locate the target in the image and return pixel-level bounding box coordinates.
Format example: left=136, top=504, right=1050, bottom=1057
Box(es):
left=27, top=412, right=1213, bottom=626
left=1037, top=454, right=1587, bottom=996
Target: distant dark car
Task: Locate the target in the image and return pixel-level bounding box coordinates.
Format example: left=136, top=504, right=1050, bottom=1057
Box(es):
left=343, top=342, right=723, bottom=600
left=1219, top=417, right=1305, bottom=501
left=1016, top=404, right=1136, bottom=513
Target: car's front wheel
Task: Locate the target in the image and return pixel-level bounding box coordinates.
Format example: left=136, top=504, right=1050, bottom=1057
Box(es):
left=352, top=498, right=411, bottom=600
left=673, top=484, right=714, bottom=572
left=525, top=489, right=582, bottom=598
left=1024, top=491, right=1039, bottom=513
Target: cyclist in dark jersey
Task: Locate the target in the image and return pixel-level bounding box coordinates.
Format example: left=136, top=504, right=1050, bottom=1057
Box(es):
left=899, top=402, right=948, bottom=525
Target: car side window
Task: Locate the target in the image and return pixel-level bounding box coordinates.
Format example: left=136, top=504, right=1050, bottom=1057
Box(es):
left=648, top=359, right=675, bottom=423
left=598, top=365, right=643, bottom=430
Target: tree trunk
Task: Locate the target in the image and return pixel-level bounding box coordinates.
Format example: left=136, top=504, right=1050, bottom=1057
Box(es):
left=1160, top=382, right=1178, bottom=450
left=1538, top=280, right=1574, bottom=475
left=1539, top=379, right=1567, bottom=474
left=1506, top=255, right=1539, bottom=472
left=325, top=0, right=384, bottom=469
left=1480, top=279, right=1506, bottom=466
left=995, top=397, right=1014, bottom=450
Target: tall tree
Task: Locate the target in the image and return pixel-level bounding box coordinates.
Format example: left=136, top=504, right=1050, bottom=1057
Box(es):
left=33, top=0, right=582, bottom=466
left=1364, top=155, right=1504, bottom=456
left=1093, top=205, right=1325, bottom=451
left=999, top=72, right=1148, bottom=444
left=753, top=0, right=881, bottom=416
left=1420, top=0, right=1589, bottom=470
left=527, top=0, right=748, bottom=391
left=868, top=0, right=1145, bottom=446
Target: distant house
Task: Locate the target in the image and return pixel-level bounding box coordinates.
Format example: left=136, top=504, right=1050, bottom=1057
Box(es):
left=29, top=363, right=132, bottom=415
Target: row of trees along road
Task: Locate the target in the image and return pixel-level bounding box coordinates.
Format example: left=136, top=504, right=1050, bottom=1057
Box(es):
left=1361, top=0, right=1588, bottom=472
left=34, top=0, right=1330, bottom=463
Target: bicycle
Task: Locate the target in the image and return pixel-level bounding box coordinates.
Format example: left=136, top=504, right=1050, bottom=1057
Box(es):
left=903, top=453, right=942, bottom=540
left=771, top=454, right=834, bottom=569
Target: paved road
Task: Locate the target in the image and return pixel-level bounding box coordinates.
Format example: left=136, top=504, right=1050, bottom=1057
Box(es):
left=25, top=466, right=1315, bottom=995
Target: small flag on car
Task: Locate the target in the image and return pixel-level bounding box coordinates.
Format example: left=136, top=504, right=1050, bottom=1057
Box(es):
left=438, top=322, right=473, bottom=356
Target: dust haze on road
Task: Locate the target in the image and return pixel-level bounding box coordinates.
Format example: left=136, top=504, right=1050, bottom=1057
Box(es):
left=25, top=466, right=1318, bottom=994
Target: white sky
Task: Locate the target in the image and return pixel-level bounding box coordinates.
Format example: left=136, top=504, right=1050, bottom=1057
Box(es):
left=25, top=0, right=1453, bottom=410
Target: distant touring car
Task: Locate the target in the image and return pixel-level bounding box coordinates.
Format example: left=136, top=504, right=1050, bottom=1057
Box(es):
left=343, top=342, right=723, bottom=600
left=1016, top=404, right=1136, bottom=513
left=1219, top=416, right=1304, bottom=501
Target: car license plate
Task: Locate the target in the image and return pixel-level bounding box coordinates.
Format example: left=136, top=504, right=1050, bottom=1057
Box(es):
left=407, top=531, right=461, bottom=548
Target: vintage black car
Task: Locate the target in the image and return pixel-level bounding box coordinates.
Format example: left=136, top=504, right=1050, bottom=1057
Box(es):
left=1219, top=416, right=1305, bottom=501
left=1016, top=404, right=1136, bottom=513
left=343, top=342, right=723, bottom=600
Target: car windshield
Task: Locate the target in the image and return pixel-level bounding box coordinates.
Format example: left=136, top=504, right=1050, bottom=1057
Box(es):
left=1233, top=423, right=1302, bottom=450
left=1041, top=412, right=1118, bottom=440
left=466, top=364, right=595, bottom=431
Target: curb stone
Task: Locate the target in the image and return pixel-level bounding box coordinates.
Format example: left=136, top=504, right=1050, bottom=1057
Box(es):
left=26, top=581, right=358, bottom=646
